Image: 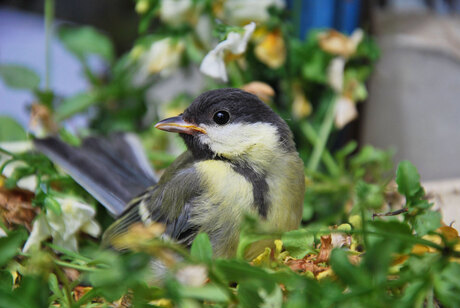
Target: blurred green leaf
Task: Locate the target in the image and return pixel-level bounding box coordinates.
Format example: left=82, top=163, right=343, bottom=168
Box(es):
left=0, top=116, right=27, bottom=142
left=434, top=262, right=460, bottom=307
left=190, top=233, right=213, bottom=263
left=0, top=271, right=13, bottom=292
left=238, top=281, right=264, bottom=308
left=13, top=275, right=49, bottom=308
left=44, top=196, right=61, bottom=215
left=0, top=64, right=40, bottom=90
left=0, top=228, right=27, bottom=267
left=330, top=249, right=368, bottom=288
left=55, top=91, right=100, bottom=120
left=355, top=181, right=384, bottom=209
left=414, top=211, right=441, bottom=236
left=181, top=284, right=229, bottom=302
left=58, top=26, right=114, bottom=62
left=302, top=50, right=330, bottom=83
left=281, top=229, right=315, bottom=258
left=396, top=161, right=422, bottom=199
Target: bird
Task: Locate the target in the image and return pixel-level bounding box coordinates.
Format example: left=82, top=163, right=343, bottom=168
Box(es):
left=34, top=88, right=305, bottom=260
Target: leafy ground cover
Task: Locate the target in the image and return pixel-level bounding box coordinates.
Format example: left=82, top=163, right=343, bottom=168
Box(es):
left=1, top=1, right=459, bottom=307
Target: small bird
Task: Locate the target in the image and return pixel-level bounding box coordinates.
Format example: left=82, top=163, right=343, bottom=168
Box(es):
left=35, top=88, right=305, bottom=259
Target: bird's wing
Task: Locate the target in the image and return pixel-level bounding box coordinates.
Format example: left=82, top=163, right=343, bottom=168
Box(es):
left=102, top=151, right=202, bottom=248
left=34, top=134, right=157, bottom=216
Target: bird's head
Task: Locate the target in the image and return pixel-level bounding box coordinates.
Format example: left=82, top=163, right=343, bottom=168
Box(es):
left=155, top=88, right=296, bottom=163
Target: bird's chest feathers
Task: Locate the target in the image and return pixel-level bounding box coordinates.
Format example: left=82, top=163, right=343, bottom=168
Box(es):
left=194, top=160, right=254, bottom=212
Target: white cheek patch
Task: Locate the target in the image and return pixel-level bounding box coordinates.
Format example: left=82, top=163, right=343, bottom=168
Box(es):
left=198, top=122, right=280, bottom=158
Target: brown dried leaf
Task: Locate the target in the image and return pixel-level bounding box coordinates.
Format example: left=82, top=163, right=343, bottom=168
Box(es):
left=0, top=187, right=38, bottom=231
left=73, top=286, right=93, bottom=302
left=285, top=257, right=329, bottom=277
left=317, top=235, right=333, bottom=263
left=63, top=267, right=80, bottom=282
left=29, top=103, right=59, bottom=135
left=318, top=30, right=361, bottom=58
left=241, top=81, right=275, bottom=103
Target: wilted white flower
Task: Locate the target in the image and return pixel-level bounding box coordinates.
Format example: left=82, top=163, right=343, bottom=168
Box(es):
left=23, top=197, right=101, bottom=252
left=200, top=22, right=256, bottom=82
left=319, top=28, right=364, bottom=58
left=159, top=0, right=194, bottom=26
left=328, top=57, right=345, bottom=94
left=325, top=28, right=365, bottom=129
left=0, top=141, right=37, bottom=191
left=134, top=38, right=185, bottom=84
left=175, top=265, right=208, bottom=287
left=334, top=96, right=358, bottom=129
left=223, top=0, right=285, bottom=25
left=331, top=232, right=352, bottom=248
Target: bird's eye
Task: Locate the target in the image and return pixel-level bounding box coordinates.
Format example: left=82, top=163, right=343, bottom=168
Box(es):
left=213, top=111, right=230, bottom=125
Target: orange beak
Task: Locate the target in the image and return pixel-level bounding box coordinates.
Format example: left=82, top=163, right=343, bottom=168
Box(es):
left=154, top=115, right=206, bottom=135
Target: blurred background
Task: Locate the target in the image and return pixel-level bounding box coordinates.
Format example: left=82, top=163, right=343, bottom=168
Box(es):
left=1, top=0, right=460, bottom=221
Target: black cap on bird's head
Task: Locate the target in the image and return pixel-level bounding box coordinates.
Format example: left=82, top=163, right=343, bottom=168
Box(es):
left=155, top=88, right=295, bottom=160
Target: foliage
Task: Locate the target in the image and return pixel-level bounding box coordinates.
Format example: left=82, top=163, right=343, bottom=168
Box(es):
left=0, top=0, right=456, bottom=307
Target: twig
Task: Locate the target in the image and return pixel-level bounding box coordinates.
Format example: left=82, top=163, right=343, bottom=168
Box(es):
left=373, top=208, right=408, bottom=219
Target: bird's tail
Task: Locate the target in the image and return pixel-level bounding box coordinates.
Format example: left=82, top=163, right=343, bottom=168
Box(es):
left=34, top=133, right=157, bottom=216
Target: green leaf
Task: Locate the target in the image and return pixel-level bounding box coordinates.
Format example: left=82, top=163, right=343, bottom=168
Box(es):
left=355, top=181, right=384, bottom=209
left=0, top=64, right=40, bottom=90
left=55, top=91, right=100, bottom=120
left=0, top=228, right=27, bottom=267
left=44, top=196, right=62, bottom=215
left=58, top=26, right=114, bottom=62
left=396, top=161, right=422, bottom=199
left=190, top=233, right=213, bottom=263
left=281, top=229, right=315, bottom=258
left=215, top=259, right=272, bottom=284
left=361, top=239, right=395, bottom=284
left=238, top=281, right=264, bottom=308
left=302, top=50, right=330, bottom=83
left=13, top=275, right=49, bottom=308
left=0, top=116, right=27, bottom=142
left=330, top=249, right=368, bottom=287
left=414, top=211, right=441, bottom=236
left=180, top=284, right=229, bottom=302
left=434, top=262, right=460, bottom=307
left=0, top=271, right=13, bottom=292
left=369, top=220, right=412, bottom=236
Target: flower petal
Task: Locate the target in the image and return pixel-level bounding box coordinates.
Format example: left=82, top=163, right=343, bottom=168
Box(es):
left=328, top=57, right=345, bottom=93
left=23, top=215, right=51, bottom=253
left=334, top=96, right=358, bottom=129
left=200, top=50, right=228, bottom=82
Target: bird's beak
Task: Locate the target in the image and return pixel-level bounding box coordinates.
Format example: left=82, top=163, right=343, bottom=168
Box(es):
left=154, top=115, right=206, bottom=135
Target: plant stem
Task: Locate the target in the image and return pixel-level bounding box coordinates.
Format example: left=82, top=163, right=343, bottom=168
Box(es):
left=307, top=96, right=336, bottom=172
left=54, top=264, right=74, bottom=308
left=44, top=0, right=55, bottom=90
left=301, top=122, right=340, bottom=176
left=53, top=260, right=99, bottom=272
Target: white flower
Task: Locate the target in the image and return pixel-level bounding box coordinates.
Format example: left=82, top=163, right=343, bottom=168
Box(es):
left=328, top=57, right=346, bottom=94
left=0, top=141, right=37, bottom=191
left=334, top=96, right=358, bottom=129
left=175, top=265, right=208, bottom=287
left=159, top=0, right=193, bottom=26
left=134, top=38, right=185, bottom=84
left=200, top=22, right=256, bottom=82
left=23, top=197, right=101, bottom=252
left=223, top=0, right=285, bottom=25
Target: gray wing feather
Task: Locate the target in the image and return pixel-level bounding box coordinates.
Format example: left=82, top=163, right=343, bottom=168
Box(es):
left=102, top=152, right=202, bottom=247
left=34, top=134, right=157, bottom=216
